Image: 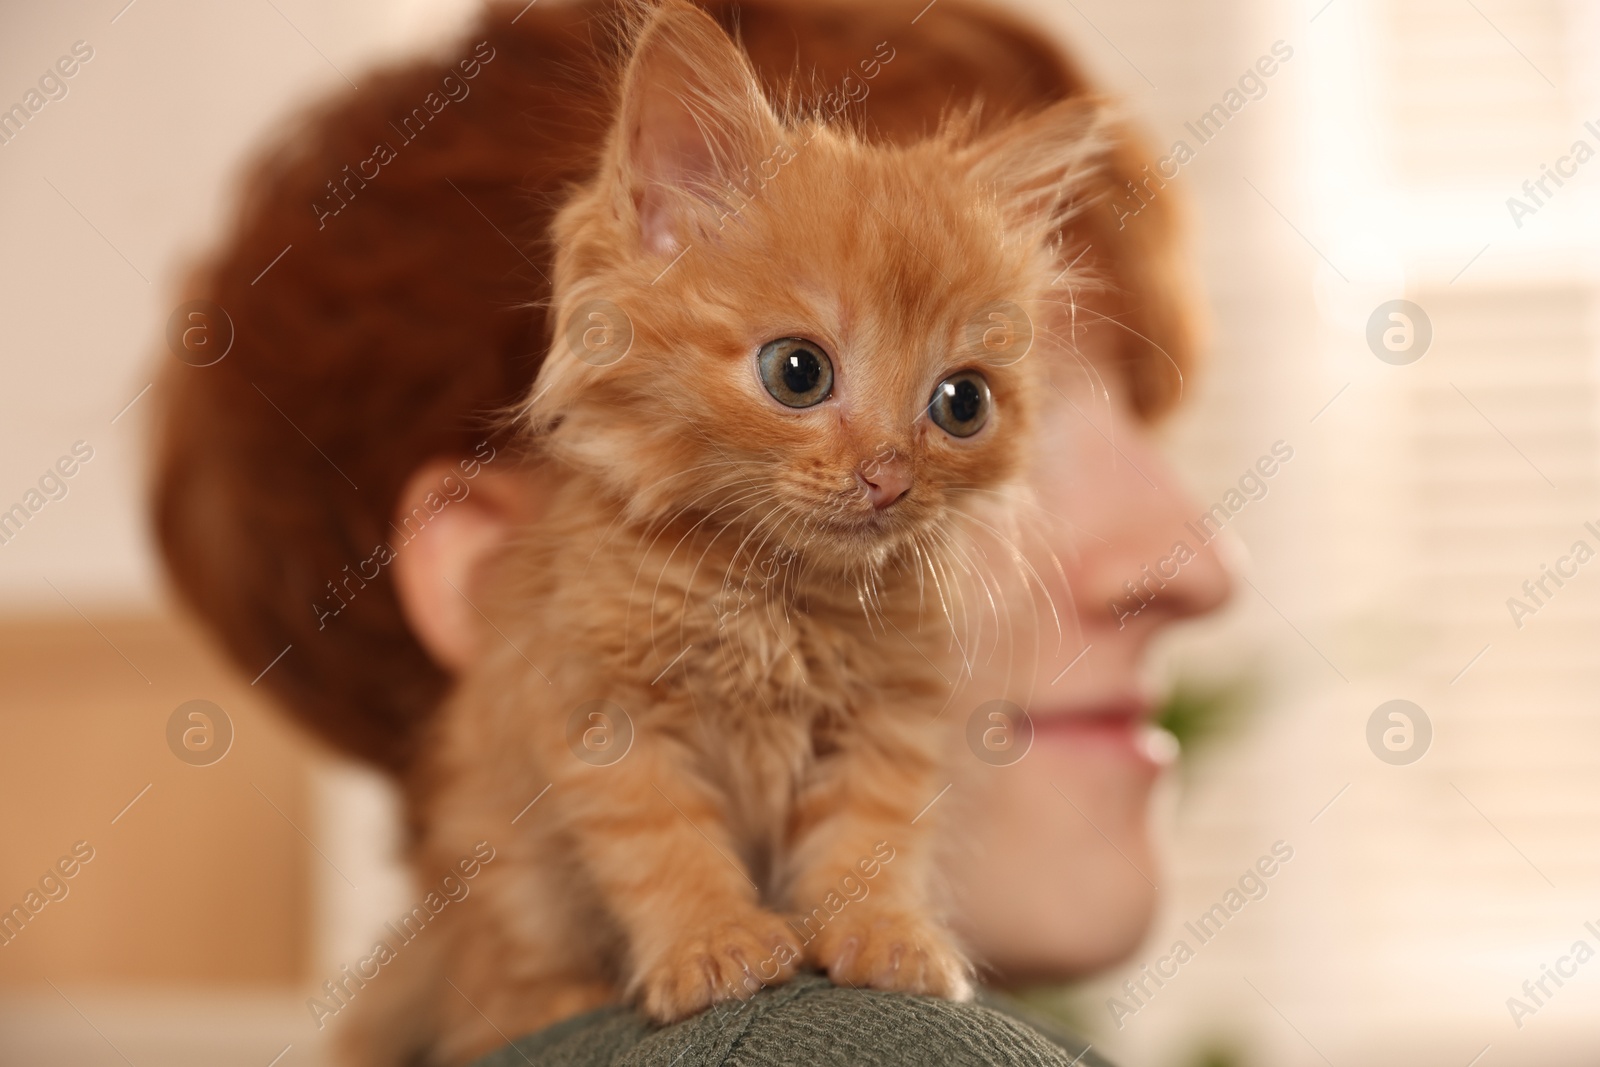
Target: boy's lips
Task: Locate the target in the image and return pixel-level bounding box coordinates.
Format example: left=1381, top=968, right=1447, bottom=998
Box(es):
left=1029, top=697, right=1179, bottom=767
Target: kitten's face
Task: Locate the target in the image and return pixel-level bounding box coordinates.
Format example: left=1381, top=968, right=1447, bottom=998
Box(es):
left=532, top=4, right=1104, bottom=574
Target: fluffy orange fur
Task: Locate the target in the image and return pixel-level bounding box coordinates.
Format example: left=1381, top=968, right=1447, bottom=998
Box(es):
left=379, top=4, right=1110, bottom=1064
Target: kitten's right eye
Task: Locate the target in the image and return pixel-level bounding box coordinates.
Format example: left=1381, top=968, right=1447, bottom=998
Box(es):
left=757, top=338, right=834, bottom=408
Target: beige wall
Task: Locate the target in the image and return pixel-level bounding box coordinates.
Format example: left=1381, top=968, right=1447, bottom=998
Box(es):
left=0, top=613, right=314, bottom=985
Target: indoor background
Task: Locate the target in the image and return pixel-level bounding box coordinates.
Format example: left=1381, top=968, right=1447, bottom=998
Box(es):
left=2, top=0, right=1596, bottom=1064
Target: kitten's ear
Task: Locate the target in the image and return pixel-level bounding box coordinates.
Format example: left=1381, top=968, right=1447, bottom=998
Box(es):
left=613, top=1, right=781, bottom=255
left=965, top=100, right=1114, bottom=236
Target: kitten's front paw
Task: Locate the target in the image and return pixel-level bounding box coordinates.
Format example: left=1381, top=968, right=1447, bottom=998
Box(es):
left=633, top=908, right=802, bottom=1023
left=808, top=906, right=973, bottom=1001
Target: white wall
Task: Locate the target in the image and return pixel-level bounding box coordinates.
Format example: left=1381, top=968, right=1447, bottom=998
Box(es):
left=0, top=0, right=480, bottom=613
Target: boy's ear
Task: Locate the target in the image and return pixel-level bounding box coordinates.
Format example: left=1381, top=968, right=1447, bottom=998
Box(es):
left=964, top=99, right=1113, bottom=237
left=390, top=463, right=550, bottom=674
left=614, top=0, right=782, bottom=255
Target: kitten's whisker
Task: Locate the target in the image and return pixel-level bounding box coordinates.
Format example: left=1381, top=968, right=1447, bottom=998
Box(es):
left=908, top=531, right=930, bottom=619
left=632, top=485, right=772, bottom=659
left=940, top=509, right=1072, bottom=701
left=947, top=508, right=1064, bottom=651
left=667, top=488, right=774, bottom=606
left=679, top=492, right=782, bottom=648
left=675, top=494, right=781, bottom=706
left=708, top=499, right=798, bottom=711
left=1030, top=321, right=1112, bottom=405
left=585, top=458, right=749, bottom=575
left=972, top=492, right=1081, bottom=655
left=625, top=482, right=766, bottom=606
left=627, top=474, right=762, bottom=572
left=925, top=523, right=995, bottom=676
left=1033, top=299, right=1184, bottom=404
left=915, top=525, right=969, bottom=680
left=711, top=499, right=787, bottom=637
left=937, top=520, right=1009, bottom=677
left=961, top=527, right=1044, bottom=698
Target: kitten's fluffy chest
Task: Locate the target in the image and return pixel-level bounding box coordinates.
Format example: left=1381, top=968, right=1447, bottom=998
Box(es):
left=672, top=546, right=949, bottom=870
left=526, top=484, right=951, bottom=831
left=673, top=533, right=947, bottom=723
left=540, top=483, right=948, bottom=712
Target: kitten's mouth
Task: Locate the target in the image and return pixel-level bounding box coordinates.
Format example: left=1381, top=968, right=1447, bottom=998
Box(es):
left=803, top=498, right=931, bottom=552
left=757, top=486, right=942, bottom=564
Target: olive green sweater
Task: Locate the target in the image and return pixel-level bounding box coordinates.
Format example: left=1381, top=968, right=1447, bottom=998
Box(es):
left=470, top=974, right=1110, bottom=1067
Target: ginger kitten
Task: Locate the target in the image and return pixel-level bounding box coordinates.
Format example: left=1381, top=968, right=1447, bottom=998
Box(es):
left=396, top=3, right=1108, bottom=1062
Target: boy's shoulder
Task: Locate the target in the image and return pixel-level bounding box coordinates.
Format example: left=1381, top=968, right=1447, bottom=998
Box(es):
left=470, top=973, right=1112, bottom=1067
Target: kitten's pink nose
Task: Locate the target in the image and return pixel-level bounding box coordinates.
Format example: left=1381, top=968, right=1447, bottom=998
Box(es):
left=857, top=456, right=912, bottom=510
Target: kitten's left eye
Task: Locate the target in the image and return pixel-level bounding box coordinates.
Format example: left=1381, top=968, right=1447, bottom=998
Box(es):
left=928, top=371, right=991, bottom=438
left=758, top=338, right=833, bottom=408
